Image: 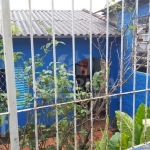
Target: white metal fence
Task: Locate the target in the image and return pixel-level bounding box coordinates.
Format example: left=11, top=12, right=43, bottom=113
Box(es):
left=0, top=0, right=150, bottom=149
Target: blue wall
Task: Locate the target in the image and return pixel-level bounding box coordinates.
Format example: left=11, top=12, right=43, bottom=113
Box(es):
left=12, top=37, right=120, bottom=127
left=117, top=4, right=150, bottom=117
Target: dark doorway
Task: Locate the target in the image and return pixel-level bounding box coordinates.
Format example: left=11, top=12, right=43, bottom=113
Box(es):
left=75, top=58, right=106, bottom=118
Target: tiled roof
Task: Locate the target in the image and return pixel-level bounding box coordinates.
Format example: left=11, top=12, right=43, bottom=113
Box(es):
left=0, top=10, right=119, bottom=37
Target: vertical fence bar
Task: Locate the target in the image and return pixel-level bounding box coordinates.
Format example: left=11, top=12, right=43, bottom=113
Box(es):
left=132, top=0, right=138, bottom=147
left=28, top=0, right=38, bottom=149
left=106, top=0, right=109, bottom=149
left=89, top=0, right=93, bottom=149
left=0, top=0, right=20, bottom=149
left=71, top=0, right=77, bottom=149
left=120, top=0, right=125, bottom=149
left=51, top=0, right=59, bottom=149
left=144, top=0, right=150, bottom=143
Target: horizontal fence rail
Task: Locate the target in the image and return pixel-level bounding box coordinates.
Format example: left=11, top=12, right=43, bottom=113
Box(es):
left=0, top=0, right=150, bottom=150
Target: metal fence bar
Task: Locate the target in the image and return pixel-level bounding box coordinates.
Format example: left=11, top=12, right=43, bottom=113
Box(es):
left=144, top=0, right=150, bottom=143
left=28, top=0, right=38, bottom=149
left=132, top=0, right=138, bottom=147
left=51, top=0, right=59, bottom=149
left=71, top=0, right=77, bottom=149
left=89, top=0, right=93, bottom=148
left=0, top=0, right=20, bottom=149
left=120, top=0, right=125, bottom=149
left=0, top=112, right=9, bottom=116
left=15, top=88, right=150, bottom=113
left=106, top=0, right=109, bottom=149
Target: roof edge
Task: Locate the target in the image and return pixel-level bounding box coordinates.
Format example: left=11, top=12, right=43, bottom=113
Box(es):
left=82, top=9, right=117, bottom=27
left=0, top=34, right=121, bottom=39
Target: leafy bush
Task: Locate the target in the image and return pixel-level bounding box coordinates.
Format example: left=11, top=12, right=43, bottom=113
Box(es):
left=95, top=104, right=150, bottom=150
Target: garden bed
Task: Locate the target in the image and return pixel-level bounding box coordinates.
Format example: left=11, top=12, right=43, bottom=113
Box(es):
left=0, top=119, right=114, bottom=150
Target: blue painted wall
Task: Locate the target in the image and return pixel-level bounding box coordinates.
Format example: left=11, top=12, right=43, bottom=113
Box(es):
left=117, top=4, right=150, bottom=117
left=12, top=37, right=120, bottom=127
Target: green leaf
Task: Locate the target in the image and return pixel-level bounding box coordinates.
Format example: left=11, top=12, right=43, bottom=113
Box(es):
left=55, top=40, right=66, bottom=46
left=46, top=41, right=53, bottom=49
left=115, top=111, right=133, bottom=139
left=116, top=133, right=130, bottom=149
left=40, top=134, right=48, bottom=141
left=128, top=7, right=133, bottom=12
left=81, top=109, right=90, bottom=117
left=79, top=129, right=87, bottom=137
left=95, top=129, right=106, bottom=150
left=135, top=104, right=150, bottom=127
left=109, top=132, right=120, bottom=150
left=0, top=40, right=3, bottom=47
left=59, top=119, right=68, bottom=128
left=140, top=125, right=150, bottom=143
left=0, top=115, right=6, bottom=127
left=128, top=25, right=136, bottom=31
left=85, top=81, right=90, bottom=88
left=11, top=23, right=22, bottom=35
left=46, top=28, right=52, bottom=36
left=115, top=111, right=141, bottom=145
left=24, top=66, right=31, bottom=73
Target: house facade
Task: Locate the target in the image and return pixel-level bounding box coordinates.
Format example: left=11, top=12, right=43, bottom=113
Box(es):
left=0, top=10, right=120, bottom=128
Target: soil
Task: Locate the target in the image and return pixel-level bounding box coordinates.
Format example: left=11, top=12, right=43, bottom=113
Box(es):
left=0, top=119, right=116, bottom=150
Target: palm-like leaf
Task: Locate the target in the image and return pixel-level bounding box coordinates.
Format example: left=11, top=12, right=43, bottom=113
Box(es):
left=116, top=133, right=130, bottom=149
left=109, top=132, right=120, bottom=150
left=140, top=126, right=150, bottom=143
left=115, top=111, right=141, bottom=145
left=135, top=104, right=150, bottom=127
left=95, top=129, right=106, bottom=150
left=115, top=111, right=132, bottom=139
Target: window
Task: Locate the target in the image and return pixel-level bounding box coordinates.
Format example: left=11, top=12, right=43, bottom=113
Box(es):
left=0, top=67, right=28, bottom=110
left=15, top=67, right=28, bottom=109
